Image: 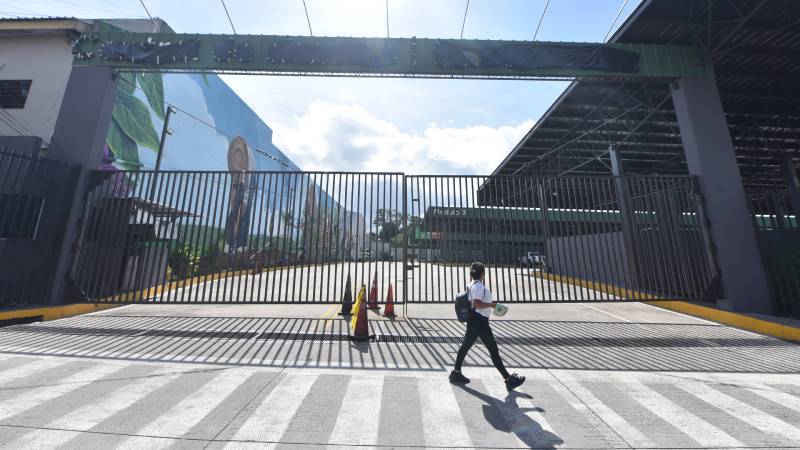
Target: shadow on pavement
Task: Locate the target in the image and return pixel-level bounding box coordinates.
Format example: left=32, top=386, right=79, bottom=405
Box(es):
left=0, top=314, right=797, bottom=373
left=456, top=384, right=563, bottom=449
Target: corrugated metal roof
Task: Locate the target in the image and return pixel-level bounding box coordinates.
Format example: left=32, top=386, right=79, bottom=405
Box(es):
left=495, top=0, right=800, bottom=190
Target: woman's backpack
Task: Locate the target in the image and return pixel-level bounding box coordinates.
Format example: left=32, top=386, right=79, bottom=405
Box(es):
left=454, top=288, right=471, bottom=322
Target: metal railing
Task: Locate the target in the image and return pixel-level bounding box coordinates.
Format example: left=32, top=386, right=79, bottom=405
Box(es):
left=69, top=170, right=718, bottom=304
left=747, top=190, right=800, bottom=317
left=71, top=170, right=405, bottom=303
left=0, top=149, right=79, bottom=307
left=406, top=175, right=716, bottom=302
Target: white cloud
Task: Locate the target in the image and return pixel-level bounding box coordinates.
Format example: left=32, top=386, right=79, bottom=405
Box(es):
left=271, top=101, right=534, bottom=175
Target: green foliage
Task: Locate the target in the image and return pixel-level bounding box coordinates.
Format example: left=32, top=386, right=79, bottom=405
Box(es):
left=113, top=90, right=161, bottom=152
left=167, top=245, right=200, bottom=280
left=118, top=72, right=136, bottom=94
left=105, top=72, right=166, bottom=171
left=107, top=118, right=140, bottom=168
left=136, top=72, right=166, bottom=120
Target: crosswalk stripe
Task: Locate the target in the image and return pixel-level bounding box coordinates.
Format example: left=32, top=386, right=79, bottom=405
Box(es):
left=0, top=363, right=123, bottom=422
left=119, top=368, right=255, bottom=444
left=328, top=376, right=383, bottom=446
left=5, top=369, right=183, bottom=449
left=482, top=377, right=555, bottom=447
left=677, top=380, right=800, bottom=444
left=111, top=369, right=255, bottom=450
left=417, top=378, right=472, bottom=448
left=0, top=359, right=67, bottom=387
left=625, top=381, right=743, bottom=448
left=568, top=381, right=655, bottom=448
left=228, top=373, right=318, bottom=444
left=748, top=383, right=800, bottom=413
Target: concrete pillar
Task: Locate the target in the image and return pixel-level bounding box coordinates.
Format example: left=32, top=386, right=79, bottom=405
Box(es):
left=670, top=77, right=772, bottom=314
left=47, top=66, right=119, bottom=305
left=781, top=156, right=800, bottom=219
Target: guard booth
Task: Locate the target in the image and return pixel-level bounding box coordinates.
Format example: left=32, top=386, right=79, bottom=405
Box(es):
left=70, top=173, right=193, bottom=300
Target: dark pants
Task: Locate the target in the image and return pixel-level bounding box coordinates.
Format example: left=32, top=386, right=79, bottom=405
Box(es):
left=454, top=312, right=510, bottom=378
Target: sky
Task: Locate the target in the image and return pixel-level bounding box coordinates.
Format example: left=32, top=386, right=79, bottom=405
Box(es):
left=3, top=0, right=643, bottom=174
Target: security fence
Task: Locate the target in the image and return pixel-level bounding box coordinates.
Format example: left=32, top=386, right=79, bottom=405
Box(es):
left=64, top=169, right=718, bottom=304
left=747, top=190, right=800, bottom=317
left=0, top=150, right=79, bottom=307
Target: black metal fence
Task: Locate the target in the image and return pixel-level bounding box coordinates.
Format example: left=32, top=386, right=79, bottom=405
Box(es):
left=70, top=170, right=406, bottom=303
left=69, top=169, right=717, bottom=304
left=0, top=150, right=79, bottom=307
left=747, top=190, right=800, bottom=317
left=407, top=175, right=716, bottom=302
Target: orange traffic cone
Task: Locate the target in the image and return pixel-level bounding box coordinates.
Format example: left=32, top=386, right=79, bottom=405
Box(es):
left=349, top=284, right=373, bottom=341
left=367, top=271, right=380, bottom=310
left=382, top=282, right=396, bottom=318
left=339, top=273, right=353, bottom=316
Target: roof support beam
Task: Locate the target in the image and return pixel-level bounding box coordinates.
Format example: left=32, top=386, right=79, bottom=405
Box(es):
left=71, top=31, right=713, bottom=80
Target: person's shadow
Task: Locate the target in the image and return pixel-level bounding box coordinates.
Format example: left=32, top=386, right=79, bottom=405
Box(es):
left=455, top=384, right=563, bottom=449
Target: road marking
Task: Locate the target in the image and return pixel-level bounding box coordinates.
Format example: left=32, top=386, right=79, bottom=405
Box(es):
left=625, top=381, right=743, bottom=448
left=117, top=368, right=255, bottom=446
left=748, top=383, right=800, bottom=413
left=0, top=358, right=68, bottom=387
left=482, top=377, right=555, bottom=447
left=677, top=380, right=800, bottom=444
left=565, top=379, right=655, bottom=448
left=417, top=378, right=472, bottom=448
left=227, top=373, right=317, bottom=444
left=0, top=363, right=123, bottom=422
left=327, top=376, right=383, bottom=446
left=4, top=370, right=182, bottom=449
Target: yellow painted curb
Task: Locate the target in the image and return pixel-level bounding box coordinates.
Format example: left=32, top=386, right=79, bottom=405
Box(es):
left=533, top=272, right=659, bottom=300
left=646, top=300, right=800, bottom=343
left=533, top=271, right=800, bottom=343
left=0, top=303, right=119, bottom=323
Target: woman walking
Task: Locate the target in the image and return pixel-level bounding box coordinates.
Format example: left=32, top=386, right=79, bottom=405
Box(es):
left=450, top=262, right=525, bottom=391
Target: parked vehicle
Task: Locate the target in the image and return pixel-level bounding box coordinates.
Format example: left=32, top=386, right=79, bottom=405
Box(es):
left=518, top=251, right=546, bottom=268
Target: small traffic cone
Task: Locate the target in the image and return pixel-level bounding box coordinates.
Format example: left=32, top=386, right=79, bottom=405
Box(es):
left=349, top=284, right=373, bottom=341
left=382, top=282, right=396, bottom=318
left=366, top=271, right=380, bottom=310
left=339, top=273, right=353, bottom=316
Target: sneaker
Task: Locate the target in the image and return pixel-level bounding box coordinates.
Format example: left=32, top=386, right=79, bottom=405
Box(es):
left=449, top=370, right=470, bottom=384
left=505, top=373, right=525, bottom=391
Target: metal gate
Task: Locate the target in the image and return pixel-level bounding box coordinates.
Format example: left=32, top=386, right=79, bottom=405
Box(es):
left=69, top=170, right=717, bottom=304
left=1, top=150, right=79, bottom=307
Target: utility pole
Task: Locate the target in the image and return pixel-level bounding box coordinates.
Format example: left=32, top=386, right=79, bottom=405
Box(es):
left=149, top=106, right=174, bottom=201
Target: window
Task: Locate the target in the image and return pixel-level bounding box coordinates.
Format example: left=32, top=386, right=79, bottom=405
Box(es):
left=0, top=80, right=32, bottom=109
left=0, top=193, right=44, bottom=239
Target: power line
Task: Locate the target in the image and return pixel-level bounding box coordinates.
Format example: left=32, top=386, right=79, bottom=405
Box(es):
left=116, top=74, right=293, bottom=169
left=533, top=0, right=550, bottom=41
left=301, top=0, right=313, bottom=36
left=220, top=0, right=237, bottom=35
left=604, top=0, right=630, bottom=42
left=460, top=0, right=470, bottom=39
left=137, top=0, right=159, bottom=31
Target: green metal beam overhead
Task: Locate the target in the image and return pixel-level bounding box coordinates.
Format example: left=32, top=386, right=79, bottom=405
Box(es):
left=71, top=32, right=713, bottom=81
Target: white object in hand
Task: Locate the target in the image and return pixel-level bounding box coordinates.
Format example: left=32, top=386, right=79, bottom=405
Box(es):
left=493, top=303, right=508, bottom=317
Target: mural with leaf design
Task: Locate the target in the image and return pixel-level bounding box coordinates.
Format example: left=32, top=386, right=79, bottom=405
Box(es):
left=104, top=72, right=164, bottom=171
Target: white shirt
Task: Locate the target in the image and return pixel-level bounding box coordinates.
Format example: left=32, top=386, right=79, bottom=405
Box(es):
left=468, top=280, right=494, bottom=318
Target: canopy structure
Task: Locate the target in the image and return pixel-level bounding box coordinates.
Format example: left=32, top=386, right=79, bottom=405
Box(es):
left=493, top=0, right=800, bottom=191
left=71, top=32, right=711, bottom=81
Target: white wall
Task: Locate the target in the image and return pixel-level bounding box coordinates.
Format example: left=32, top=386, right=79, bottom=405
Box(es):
left=0, top=35, right=74, bottom=144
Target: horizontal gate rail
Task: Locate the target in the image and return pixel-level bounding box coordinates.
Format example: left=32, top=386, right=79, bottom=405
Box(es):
left=70, top=169, right=717, bottom=304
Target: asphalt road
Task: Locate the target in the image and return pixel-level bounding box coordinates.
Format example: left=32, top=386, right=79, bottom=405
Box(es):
left=155, top=262, right=613, bottom=303
left=0, top=302, right=798, bottom=449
